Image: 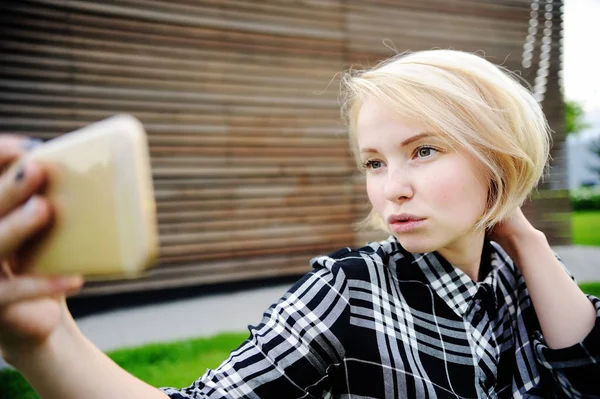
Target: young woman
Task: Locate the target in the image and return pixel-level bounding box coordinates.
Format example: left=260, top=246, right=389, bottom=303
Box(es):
left=0, top=50, right=598, bottom=398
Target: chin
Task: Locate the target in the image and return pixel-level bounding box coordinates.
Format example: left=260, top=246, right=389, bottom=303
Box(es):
left=393, top=234, right=441, bottom=254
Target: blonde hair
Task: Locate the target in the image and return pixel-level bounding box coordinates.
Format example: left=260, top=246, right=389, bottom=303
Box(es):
left=340, top=49, right=551, bottom=231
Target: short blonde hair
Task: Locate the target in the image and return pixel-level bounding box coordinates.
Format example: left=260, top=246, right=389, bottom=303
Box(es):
left=340, top=49, right=551, bottom=231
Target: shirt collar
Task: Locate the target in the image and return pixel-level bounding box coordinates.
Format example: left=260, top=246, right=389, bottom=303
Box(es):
left=409, top=240, right=502, bottom=318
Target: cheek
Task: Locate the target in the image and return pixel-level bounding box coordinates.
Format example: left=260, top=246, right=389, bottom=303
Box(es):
left=366, top=176, right=384, bottom=208
left=424, top=162, right=488, bottom=212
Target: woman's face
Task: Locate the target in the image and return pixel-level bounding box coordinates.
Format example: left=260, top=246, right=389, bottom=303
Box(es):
left=356, top=100, right=489, bottom=256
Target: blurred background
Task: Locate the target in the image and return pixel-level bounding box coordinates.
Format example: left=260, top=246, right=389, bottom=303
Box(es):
left=0, top=0, right=584, bottom=298
left=2, top=0, right=600, bottom=393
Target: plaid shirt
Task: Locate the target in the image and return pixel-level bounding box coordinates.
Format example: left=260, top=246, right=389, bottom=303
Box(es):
left=161, top=237, right=600, bottom=398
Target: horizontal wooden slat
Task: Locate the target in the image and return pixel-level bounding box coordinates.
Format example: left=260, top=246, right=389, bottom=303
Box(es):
left=160, top=224, right=350, bottom=245
left=79, top=253, right=316, bottom=296
left=159, top=233, right=355, bottom=260
left=158, top=213, right=353, bottom=234
left=156, top=194, right=353, bottom=211
left=157, top=203, right=354, bottom=223
left=23, top=0, right=344, bottom=40
left=0, top=80, right=338, bottom=108
left=0, top=65, right=340, bottom=102
left=0, top=53, right=331, bottom=89
left=346, top=0, right=532, bottom=21
left=0, top=33, right=341, bottom=80
left=0, top=107, right=343, bottom=137
left=0, top=104, right=340, bottom=131
left=0, top=92, right=340, bottom=118
left=0, top=27, right=342, bottom=73
left=0, top=3, right=345, bottom=57
left=156, top=0, right=343, bottom=26
left=154, top=183, right=353, bottom=200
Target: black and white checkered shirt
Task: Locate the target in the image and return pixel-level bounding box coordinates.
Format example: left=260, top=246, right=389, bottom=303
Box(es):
left=161, top=237, right=600, bottom=398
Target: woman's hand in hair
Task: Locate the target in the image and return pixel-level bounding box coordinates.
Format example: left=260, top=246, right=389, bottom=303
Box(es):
left=486, top=208, right=543, bottom=261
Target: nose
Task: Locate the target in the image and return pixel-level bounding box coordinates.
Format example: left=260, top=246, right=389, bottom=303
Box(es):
left=383, top=166, right=414, bottom=202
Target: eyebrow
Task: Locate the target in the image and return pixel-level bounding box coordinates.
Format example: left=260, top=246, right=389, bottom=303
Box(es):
left=359, top=132, right=436, bottom=154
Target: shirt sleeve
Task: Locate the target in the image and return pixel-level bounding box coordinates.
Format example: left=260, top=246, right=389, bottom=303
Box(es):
left=533, top=294, right=600, bottom=397
left=159, top=260, right=350, bottom=399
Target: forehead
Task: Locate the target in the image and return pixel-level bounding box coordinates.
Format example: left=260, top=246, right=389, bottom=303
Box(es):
left=356, top=100, right=428, bottom=144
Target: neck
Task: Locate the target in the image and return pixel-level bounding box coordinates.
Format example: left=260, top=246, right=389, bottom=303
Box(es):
left=436, top=230, right=486, bottom=281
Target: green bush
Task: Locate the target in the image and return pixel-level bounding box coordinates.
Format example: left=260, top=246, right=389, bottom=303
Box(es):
left=570, top=187, right=600, bottom=211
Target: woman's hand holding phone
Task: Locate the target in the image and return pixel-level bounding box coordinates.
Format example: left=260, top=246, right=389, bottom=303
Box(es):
left=0, top=128, right=167, bottom=399
left=0, top=135, right=83, bottom=364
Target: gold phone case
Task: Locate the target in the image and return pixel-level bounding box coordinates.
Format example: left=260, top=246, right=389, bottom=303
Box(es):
left=20, top=114, right=159, bottom=280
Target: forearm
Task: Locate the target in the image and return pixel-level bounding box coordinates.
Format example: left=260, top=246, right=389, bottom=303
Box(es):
left=505, top=230, right=596, bottom=349
left=5, top=315, right=169, bottom=399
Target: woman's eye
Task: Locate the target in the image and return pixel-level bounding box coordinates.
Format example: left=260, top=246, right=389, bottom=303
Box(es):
left=416, top=146, right=437, bottom=158
left=364, top=160, right=384, bottom=170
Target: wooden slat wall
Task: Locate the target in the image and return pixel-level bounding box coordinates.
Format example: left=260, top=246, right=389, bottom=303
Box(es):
left=0, top=0, right=568, bottom=296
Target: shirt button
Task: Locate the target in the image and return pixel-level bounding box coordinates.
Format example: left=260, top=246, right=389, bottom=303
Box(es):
left=472, top=304, right=485, bottom=324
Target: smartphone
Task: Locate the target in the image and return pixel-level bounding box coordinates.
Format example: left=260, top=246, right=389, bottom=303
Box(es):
left=17, top=114, right=159, bottom=280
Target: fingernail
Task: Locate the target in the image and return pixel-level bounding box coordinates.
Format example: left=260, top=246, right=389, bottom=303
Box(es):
left=20, top=138, right=43, bottom=151
left=14, top=164, right=26, bottom=183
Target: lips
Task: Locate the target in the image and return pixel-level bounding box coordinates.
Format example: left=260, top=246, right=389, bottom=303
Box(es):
left=387, top=214, right=426, bottom=224
left=387, top=214, right=426, bottom=233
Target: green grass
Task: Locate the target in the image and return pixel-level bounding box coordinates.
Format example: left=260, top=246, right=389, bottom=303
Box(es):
left=572, top=211, right=600, bottom=246
left=0, top=332, right=248, bottom=399
left=580, top=282, right=600, bottom=298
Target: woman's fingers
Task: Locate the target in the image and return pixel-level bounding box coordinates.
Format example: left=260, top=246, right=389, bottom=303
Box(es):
left=0, top=275, right=83, bottom=307
left=0, top=161, right=47, bottom=219
left=0, top=135, right=46, bottom=219
left=0, top=135, right=41, bottom=169
left=0, top=196, right=52, bottom=259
